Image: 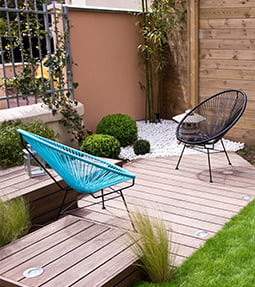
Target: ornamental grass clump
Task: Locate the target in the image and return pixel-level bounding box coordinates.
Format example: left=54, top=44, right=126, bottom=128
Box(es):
left=129, top=210, right=175, bottom=283
left=0, top=197, right=30, bottom=247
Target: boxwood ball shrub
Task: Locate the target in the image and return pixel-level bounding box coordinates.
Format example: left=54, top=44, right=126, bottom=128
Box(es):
left=0, top=120, right=58, bottom=168
left=96, top=114, right=138, bottom=147
left=80, top=134, right=121, bottom=159
left=133, top=139, right=150, bottom=155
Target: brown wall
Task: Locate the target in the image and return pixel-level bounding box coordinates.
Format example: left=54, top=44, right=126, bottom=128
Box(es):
left=68, top=8, right=145, bottom=132
left=199, top=0, right=255, bottom=144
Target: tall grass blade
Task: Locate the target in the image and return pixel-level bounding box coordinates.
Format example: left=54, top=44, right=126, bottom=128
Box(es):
left=128, top=209, right=176, bottom=283
left=0, top=197, right=30, bottom=247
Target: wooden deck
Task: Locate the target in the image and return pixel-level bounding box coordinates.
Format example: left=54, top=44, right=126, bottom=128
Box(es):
left=1, top=152, right=255, bottom=286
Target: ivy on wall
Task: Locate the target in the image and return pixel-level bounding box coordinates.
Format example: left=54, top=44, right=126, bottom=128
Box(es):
left=0, top=1, right=86, bottom=144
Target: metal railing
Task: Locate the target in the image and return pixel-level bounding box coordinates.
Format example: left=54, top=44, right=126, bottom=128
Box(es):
left=0, top=1, right=74, bottom=108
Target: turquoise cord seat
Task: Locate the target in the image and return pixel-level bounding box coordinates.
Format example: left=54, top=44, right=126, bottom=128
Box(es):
left=18, top=129, right=135, bottom=217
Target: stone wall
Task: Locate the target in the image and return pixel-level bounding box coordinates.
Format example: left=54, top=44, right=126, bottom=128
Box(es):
left=0, top=102, right=84, bottom=147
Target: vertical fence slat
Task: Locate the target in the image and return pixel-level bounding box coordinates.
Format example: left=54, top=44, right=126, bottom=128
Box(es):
left=0, top=3, right=74, bottom=109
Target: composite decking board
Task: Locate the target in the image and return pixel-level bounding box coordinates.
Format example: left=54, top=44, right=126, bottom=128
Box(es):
left=123, top=187, right=236, bottom=218
left=0, top=174, right=62, bottom=200
left=0, top=166, right=24, bottom=178
left=19, top=227, right=124, bottom=286
left=135, top=152, right=252, bottom=173
left=100, top=184, right=235, bottom=223
left=155, top=153, right=255, bottom=186
left=0, top=275, right=28, bottom=287
left=124, top=179, right=246, bottom=212
left=82, top=195, right=224, bottom=233
left=133, top=176, right=249, bottom=207
left=149, top=151, right=248, bottom=166
left=70, top=247, right=137, bottom=287
left=127, top=156, right=255, bottom=188
left=0, top=174, right=28, bottom=189
left=74, top=206, right=209, bottom=249
left=125, top=189, right=235, bottom=220
left=1, top=154, right=255, bottom=286
left=125, top=182, right=243, bottom=212
left=174, top=163, right=255, bottom=187
left=0, top=168, right=24, bottom=183
left=18, top=180, right=69, bottom=203
left=126, top=163, right=255, bottom=201
left=6, top=223, right=110, bottom=281
left=79, top=201, right=221, bottom=247
left=0, top=186, right=18, bottom=198
left=123, top=192, right=230, bottom=225
left=26, top=232, right=128, bottom=287
left=88, top=185, right=236, bottom=227
left=0, top=215, right=78, bottom=261
left=1, top=218, right=90, bottom=274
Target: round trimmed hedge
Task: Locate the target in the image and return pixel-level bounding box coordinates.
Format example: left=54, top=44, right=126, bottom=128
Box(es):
left=80, top=134, right=121, bottom=159
left=133, top=139, right=150, bottom=155
left=96, top=114, right=138, bottom=147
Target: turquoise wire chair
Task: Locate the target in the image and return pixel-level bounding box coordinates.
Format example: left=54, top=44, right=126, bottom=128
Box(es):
left=18, top=129, right=135, bottom=218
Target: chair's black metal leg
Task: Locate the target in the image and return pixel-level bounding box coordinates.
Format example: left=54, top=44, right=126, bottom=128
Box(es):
left=119, top=190, right=136, bottom=231
left=119, top=190, right=129, bottom=212
left=220, top=139, right=232, bottom=165
left=176, top=143, right=186, bottom=170
left=101, top=189, right=106, bottom=209
left=57, top=189, right=69, bottom=219
left=207, top=148, right=213, bottom=183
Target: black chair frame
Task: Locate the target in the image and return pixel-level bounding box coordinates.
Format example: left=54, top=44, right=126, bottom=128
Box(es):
left=175, top=89, right=247, bottom=182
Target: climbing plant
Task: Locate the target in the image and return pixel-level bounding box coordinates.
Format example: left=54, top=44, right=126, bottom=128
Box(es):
left=0, top=1, right=86, bottom=144
left=138, top=0, right=186, bottom=122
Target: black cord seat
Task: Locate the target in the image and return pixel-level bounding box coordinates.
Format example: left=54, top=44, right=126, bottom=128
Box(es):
left=175, top=89, right=247, bottom=182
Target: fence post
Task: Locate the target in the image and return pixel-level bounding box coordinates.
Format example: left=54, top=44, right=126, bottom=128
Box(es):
left=188, top=0, right=199, bottom=108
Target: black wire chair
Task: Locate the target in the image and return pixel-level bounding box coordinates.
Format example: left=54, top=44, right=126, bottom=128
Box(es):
left=175, top=89, right=247, bottom=182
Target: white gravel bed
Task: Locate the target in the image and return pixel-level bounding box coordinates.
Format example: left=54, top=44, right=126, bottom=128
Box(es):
left=119, top=119, right=244, bottom=161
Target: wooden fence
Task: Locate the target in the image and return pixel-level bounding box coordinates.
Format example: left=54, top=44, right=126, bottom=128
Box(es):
left=189, top=0, right=255, bottom=144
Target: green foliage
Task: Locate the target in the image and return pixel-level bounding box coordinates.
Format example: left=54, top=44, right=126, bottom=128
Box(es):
left=0, top=197, right=30, bottom=247
left=80, top=134, right=121, bottom=159
left=128, top=210, right=175, bottom=283
left=237, top=145, right=255, bottom=165
left=138, top=0, right=186, bottom=122
left=0, top=2, right=85, bottom=144
left=96, top=114, right=138, bottom=147
left=135, top=200, right=255, bottom=287
left=0, top=120, right=58, bottom=168
left=134, top=139, right=150, bottom=155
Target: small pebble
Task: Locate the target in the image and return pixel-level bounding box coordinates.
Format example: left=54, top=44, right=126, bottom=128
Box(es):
left=119, top=120, right=244, bottom=161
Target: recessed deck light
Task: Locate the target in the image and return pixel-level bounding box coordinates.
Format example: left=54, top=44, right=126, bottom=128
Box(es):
left=195, top=230, right=209, bottom=238
left=241, top=195, right=252, bottom=200
left=23, top=267, right=44, bottom=278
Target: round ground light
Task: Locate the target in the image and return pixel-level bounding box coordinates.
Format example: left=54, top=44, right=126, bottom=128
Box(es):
left=23, top=267, right=44, bottom=278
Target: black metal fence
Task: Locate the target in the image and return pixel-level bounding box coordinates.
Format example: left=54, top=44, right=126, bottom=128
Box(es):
left=0, top=1, right=74, bottom=108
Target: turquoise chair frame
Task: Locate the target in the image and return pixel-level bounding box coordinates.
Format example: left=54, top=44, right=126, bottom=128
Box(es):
left=18, top=129, right=135, bottom=218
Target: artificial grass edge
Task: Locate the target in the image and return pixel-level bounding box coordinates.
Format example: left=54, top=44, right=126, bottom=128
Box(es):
left=134, top=199, right=255, bottom=287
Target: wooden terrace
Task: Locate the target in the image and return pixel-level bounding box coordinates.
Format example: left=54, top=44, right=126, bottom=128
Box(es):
left=1, top=152, right=255, bottom=286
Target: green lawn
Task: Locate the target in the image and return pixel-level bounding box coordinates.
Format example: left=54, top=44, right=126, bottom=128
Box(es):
left=134, top=199, right=255, bottom=287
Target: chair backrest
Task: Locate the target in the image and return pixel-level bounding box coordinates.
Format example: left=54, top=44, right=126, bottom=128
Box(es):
left=176, top=89, right=247, bottom=145
left=17, top=129, right=135, bottom=194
